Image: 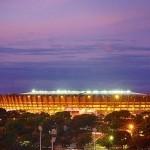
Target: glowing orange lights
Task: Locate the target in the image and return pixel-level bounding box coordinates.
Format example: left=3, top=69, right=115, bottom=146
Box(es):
left=87, top=95, right=91, bottom=99
left=0, top=94, right=149, bottom=115
left=127, top=123, right=135, bottom=136
left=128, top=123, right=134, bottom=131
left=114, top=94, right=120, bottom=100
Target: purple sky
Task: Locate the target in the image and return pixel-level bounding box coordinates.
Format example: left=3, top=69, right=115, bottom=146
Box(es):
left=0, top=0, right=150, bottom=93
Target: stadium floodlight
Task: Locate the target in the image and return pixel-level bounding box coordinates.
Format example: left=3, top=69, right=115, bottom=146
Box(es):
left=92, top=90, right=99, bottom=94
left=32, top=89, right=36, bottom=93
left=28, top=89, right=132, bottom=95
left=86, top=90, right=92, bottom=94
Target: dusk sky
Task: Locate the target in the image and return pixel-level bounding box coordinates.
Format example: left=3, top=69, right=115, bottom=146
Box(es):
left=0, top=0, right=150, bottom=93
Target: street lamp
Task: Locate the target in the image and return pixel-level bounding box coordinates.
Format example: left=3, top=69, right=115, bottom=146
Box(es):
left=127, top=123, right=134, bottom=136
left=92, top=128, right=97, bottom=150
left=38, top=125, right=43, bottom=150
left=49, top=128, right=57, bottom=150
left=108, top=135, right=114, bottom=142
left=128, top=124, right=134, bottom=130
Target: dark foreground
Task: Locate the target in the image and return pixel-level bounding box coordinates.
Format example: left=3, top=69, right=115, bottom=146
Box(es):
left=1, top=108, right=150, bottom=150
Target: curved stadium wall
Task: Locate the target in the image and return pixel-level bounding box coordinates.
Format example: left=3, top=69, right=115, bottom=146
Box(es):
left=0, top=94, right=150, bottom=115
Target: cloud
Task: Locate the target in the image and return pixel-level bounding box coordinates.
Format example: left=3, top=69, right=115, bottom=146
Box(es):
left=0, top=38, right=150, bottom=65
left=0, top=36, right=150, bottom=93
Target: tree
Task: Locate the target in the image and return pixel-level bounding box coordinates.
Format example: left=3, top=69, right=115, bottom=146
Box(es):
left=0, top=108, right=7, bottom=126
left=52, top=111, right=71, bottom=125
left=97, top=131, right=132, bottom=149
left=76, top=132, right=92, bottom=148
left=71, top=114, right=97, bottom=129
left=104, top=110, right=133, bottom=129
left=0, top=108, right=7, bottom=117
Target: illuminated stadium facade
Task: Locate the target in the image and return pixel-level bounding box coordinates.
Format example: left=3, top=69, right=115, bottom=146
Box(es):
left=0, top=90, right=150, bottom=115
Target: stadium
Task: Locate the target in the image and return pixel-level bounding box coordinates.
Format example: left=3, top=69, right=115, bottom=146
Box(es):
left=0, top=90, right=150, bottom=115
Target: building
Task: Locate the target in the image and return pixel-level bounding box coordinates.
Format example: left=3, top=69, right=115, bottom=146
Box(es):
left=0, top=90, right=150, bottom=115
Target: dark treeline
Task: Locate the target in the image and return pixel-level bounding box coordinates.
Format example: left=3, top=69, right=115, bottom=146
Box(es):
left=0, top=108, right=150, bottom=150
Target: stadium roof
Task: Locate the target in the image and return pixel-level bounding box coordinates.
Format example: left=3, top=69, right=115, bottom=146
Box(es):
left=23, top=89, right=146, bottom=95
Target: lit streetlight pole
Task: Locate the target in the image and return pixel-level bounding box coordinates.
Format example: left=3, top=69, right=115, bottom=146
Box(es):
left=108, top=135, right=114, bottom=150
left=109, top=135, right=114, bottom=142
left=38, top=125, right=43, bottom=150
left=49, top=128, right=57, bottom=150
left=127, top=123, right=134, bottom=136
left=92, top=128, right=97, bottom=150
